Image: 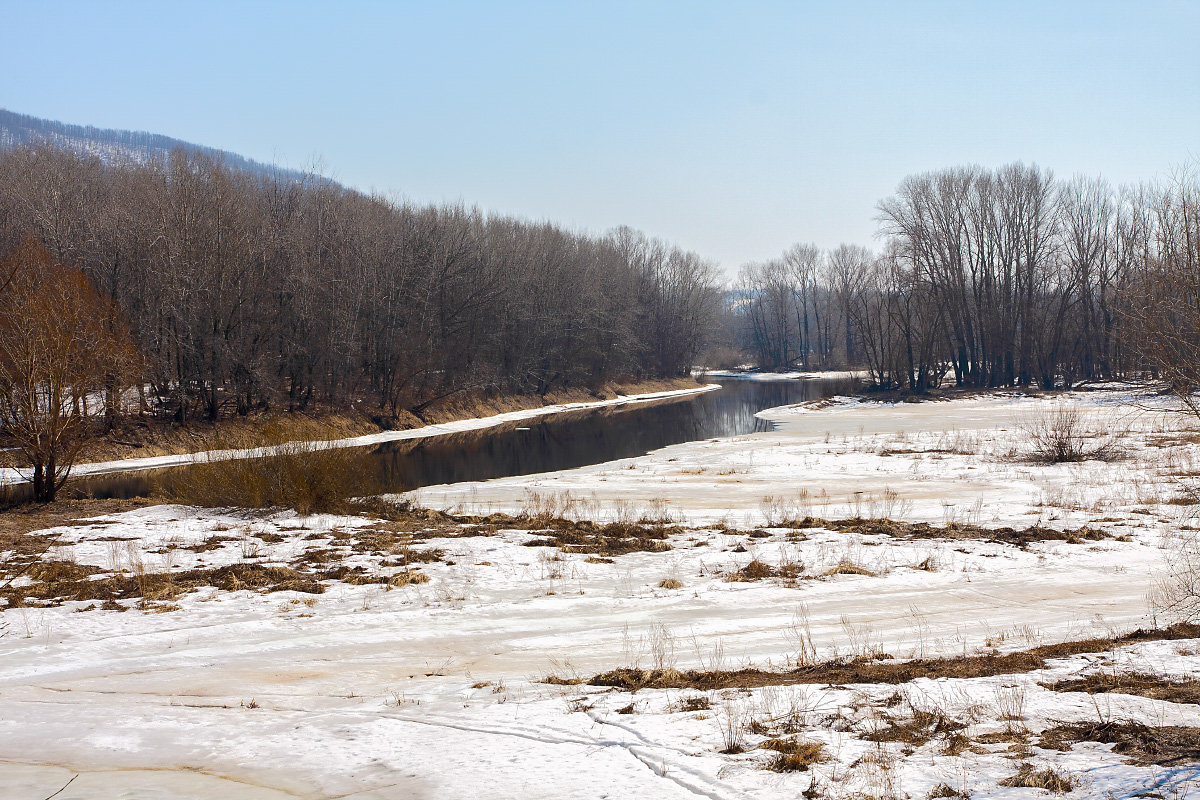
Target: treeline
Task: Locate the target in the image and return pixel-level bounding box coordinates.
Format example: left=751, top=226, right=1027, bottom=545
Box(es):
left=0, top=144, right=718, bottom=421
left=732, top=162, right=1200, bottom=390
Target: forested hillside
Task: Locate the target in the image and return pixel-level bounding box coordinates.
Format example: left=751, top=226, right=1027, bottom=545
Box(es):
left=0, top=144, right=718, bottom=422
left=0, top=108, right=303, bottom=180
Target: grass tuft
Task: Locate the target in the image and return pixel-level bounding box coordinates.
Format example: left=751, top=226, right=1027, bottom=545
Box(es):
left=759, top=738, right=826, bottom=772
left=999, top=764, right=1074, bottom=794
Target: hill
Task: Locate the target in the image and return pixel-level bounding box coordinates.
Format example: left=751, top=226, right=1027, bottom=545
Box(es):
left=0, top=107, right=304, bottom=179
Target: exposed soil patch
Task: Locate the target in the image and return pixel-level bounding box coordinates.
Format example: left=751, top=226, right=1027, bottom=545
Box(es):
left=587, top=624, right=1200, bottom=690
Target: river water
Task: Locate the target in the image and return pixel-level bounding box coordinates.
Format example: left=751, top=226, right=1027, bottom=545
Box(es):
left=67, top=376, right=859, bottom=499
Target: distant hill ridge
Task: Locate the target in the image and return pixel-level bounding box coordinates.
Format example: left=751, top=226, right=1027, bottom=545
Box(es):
left=0, top=107, right=305, bottom=180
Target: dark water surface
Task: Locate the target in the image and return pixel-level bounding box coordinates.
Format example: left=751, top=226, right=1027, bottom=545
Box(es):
left=69, top=376, right=858, bottom=499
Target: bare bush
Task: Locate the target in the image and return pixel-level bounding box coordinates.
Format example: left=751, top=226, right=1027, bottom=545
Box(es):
left=1019, top=405, right=1124, bottom=463
left=1150, top=530, right=1200, bottom=623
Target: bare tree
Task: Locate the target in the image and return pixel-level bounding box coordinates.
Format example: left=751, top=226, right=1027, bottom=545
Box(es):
left=1122, top=165, right=1200, bottom=411
left=0, top=238, right=139, bottom=501
left=0, top=144, right=718, bottom=429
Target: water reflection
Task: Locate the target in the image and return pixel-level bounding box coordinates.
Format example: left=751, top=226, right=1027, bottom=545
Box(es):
left=372, top=377, right=856, bottom=490
left=69, top=377, right=857, bottom=499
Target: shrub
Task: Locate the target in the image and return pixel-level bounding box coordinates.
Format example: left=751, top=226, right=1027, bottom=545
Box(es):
left=160, top=431, right=380, bottom=514
left=1151, top=530, right=1200, bottom=623
left=1019, top=405, right=1123, bottom=463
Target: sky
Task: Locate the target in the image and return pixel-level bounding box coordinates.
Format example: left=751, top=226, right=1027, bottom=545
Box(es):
left=1, top=1, right=1197, bottom=274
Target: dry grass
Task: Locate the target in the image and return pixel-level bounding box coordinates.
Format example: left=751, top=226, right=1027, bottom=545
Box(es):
left=2, top=552, right=434, bottom=607
left=82, top=412, right=380, bottom=463
left=671, top=695, right=711, bottom=712
left=779, top=516, right=1110, bottom=548
left=522, top=519, right=676, bottom=555
left=0, top=498, right=151, bottom=537
left=758, top=738, right=826, bottom=772
left=158, top=435, right=380, bottom=515
left=401, top=376, right=703, bottom=427
left=999, top=764, right=1075, bottom=793
left=863, top=705, right=966, bottom=749
left=821, top=559, right=878, bottom=578
left=387, top=570, right=432, bottom=587
left=725, top=558, right=806, bottom=582
left=1043, top=672, right=1200, bottom=705
left=3, top=561, right=329, bottom=608
left=587, top=623, right=1200, bottom=690
left=1038, top=721, right=1200, bottom=766
left=0, top=500, right=150, bottom=589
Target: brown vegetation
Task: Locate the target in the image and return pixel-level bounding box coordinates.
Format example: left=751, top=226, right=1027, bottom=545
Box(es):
left=1039, top=721, right=1200, bottom=766
left=2, top=562, right=329, bottom=608
left=998, top=764, right=1075, bottom=793
left=758, top=738, right=826, bottom=772
left=522, top=520, right=676, bottom=555
left=1, top=554, right=435, bottom=608
left=1018, top=405, right=1125, bottom=463
left=1043, top=672, right=1200, bottom=705
left=725, top=558, right=806, bottom=582
left=0, top=238, right=139, bottom=501
left=788, top=516, right=1111, bottom=548
left=157, top=435, right=380, bottom=515
left=587, top=623, right=1200, bottom=690
left=862, top=706, right=966, bottom=749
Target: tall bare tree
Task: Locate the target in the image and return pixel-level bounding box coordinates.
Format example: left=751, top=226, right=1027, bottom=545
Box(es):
left=0, top=238, right=139, bottom=501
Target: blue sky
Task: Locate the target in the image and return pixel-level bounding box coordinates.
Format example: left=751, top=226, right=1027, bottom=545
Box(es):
left=2, top=1, right=1196, bottom=271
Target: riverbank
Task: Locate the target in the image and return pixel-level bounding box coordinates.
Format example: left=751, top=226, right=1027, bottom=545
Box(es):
left=0, top=379, right=718, bottom=488
left=78, top=377, right=706, bottom=463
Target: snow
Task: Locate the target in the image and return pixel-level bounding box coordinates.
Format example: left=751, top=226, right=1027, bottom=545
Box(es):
left=703, top=370, right=866, bottom=382
left=0, top=384, right=720, bottom=487
left=2, top=388, right=1199, bottom=798
left=410, top=389, right=1178, bottom=529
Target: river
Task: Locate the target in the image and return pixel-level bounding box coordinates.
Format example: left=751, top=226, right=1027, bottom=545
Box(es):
left=65, top=375, right=859, bottom=500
